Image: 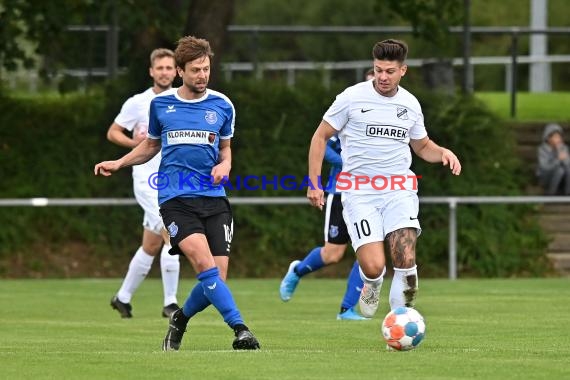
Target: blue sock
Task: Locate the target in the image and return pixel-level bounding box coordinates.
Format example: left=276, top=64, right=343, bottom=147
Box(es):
left=182, top=282, right=211, bottom=318
left=198, top=267, right=243, bottom=328
left=296, top=247, right=325, bottom=277
left=340, top=261, right=364, bottom=310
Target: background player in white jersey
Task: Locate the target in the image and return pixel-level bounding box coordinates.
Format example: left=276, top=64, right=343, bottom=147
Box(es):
left=307, top=39, right=461, bottom=318
left=106, top=48, right=180, bottom=319
left=94, top=36, right=259, bottom=351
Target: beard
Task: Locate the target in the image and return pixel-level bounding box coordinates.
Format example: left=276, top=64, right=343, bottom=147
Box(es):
left=156, top=81, right=172, bottom=91
left=188, top=82, right=207, bottom=94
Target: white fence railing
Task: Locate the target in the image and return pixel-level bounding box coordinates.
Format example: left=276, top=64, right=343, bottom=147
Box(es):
left=7, top=54, right=570, bottom=93
left=221, top=54, right=570, bottom=89
left=2, top=196, right=569, bottom=279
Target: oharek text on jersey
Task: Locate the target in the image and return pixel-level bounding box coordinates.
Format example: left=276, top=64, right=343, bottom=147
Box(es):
left=365, top=125, right=407, bottom=140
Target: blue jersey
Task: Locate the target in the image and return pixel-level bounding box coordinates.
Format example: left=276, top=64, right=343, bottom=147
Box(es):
left=324, top=135, right=342, bottom=194
left=148, top=88, right=235, bottom=204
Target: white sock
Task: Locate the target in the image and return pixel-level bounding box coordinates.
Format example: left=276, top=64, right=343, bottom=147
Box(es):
left=359, top=266, right=386, bottom=288
left=160, top=244, right=180, bottom=306
left=389, top=265, right=418, bottom=310
left=116, top=247, right=154, bottom=303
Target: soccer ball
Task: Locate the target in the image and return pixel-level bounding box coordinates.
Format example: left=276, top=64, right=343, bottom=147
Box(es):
left=381, top=307, right=426, bottom=351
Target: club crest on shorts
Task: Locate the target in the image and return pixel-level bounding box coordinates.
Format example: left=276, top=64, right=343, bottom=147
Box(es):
left=167, top=221, right=179, bottom=237
left=329, top=225, right=339, bottom=238
left=205, top=111, right=218, bottom=125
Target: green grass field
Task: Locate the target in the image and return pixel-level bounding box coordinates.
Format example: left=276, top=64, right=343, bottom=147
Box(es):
left=1, top=278, right=569, bottom=380
left=476, top=92, right=570, bottom=122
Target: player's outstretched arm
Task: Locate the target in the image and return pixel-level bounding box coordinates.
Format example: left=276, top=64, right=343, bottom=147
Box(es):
left=107, top=122, right=145, bottom=149
left=308, top=120, right=337, bottom=209
left=94, top=138, right=161, bottom=176
left=94, top=160, right=121, bottom=176
left=410, top=137, right=461, bottom=175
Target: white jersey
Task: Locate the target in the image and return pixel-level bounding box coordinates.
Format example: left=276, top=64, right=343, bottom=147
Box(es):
left=114, top=87, right=162, bottom=181
left=323, top=81, right=428, bottom=194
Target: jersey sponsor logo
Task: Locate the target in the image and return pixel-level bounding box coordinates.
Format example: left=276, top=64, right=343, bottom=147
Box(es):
left=167, top=130, right=214, bottom=145
left=397, top=107, right=409, bottom=120
left=205, top=110, right=218, bottom=125
left=365, top=125, right=408, bottom=140
left=166, top=105, right=176, bottom=113
left=167, top=221, right=179, bottom=237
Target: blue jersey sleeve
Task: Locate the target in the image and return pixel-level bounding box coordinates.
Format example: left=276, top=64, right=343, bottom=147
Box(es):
left=219, top=102, right=235, bottom=139
left=148, top=99, right=161, bottom=139
left=324, top=138, right=342, bottom=166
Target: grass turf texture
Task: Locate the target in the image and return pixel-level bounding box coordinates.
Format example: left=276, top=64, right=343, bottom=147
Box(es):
left=476, top=92, right=570, bottom=122
left=0, top=278, right=568, bottom=379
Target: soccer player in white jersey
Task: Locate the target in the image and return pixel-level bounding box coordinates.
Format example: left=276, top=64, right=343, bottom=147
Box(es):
left=307, top=39, right=461, bottom=318
left=106, top=48, right=180, bottom=319
left=94, top=36, right=260, bottom=351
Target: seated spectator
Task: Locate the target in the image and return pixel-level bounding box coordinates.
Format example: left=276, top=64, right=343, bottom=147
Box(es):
left=537, top=123, right=570, bottom=195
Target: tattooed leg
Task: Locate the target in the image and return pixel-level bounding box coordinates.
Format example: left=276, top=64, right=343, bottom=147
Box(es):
left=387, top=228, right=417, bottom=268
left=386, top=228, right=419, bottom=309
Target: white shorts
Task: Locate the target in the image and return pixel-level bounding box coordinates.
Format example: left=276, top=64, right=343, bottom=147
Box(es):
left=133, top=179, right=164, bottom=235
left=341, top=191, right=421, bottom=252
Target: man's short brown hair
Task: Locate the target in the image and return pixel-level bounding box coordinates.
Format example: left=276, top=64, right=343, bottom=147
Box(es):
left=372, top=39, right=408, bottom=63
left=150, top=48, right=175, bottom=67
left=174, top=36, right=214, bottom=69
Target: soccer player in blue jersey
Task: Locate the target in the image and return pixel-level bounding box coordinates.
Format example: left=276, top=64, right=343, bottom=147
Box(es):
left=94, top=36, right=260, bottom=351
left=280, top=135, right=368, bottom=320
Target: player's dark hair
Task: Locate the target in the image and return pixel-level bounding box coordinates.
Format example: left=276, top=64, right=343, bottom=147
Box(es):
left=174, top=36, right=214, bottom=69
left=372, top=39, right=408, bottom=63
